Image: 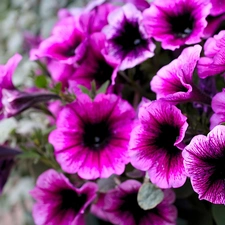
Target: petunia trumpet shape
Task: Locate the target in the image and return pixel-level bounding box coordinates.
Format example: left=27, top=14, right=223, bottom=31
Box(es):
left=197, top=30, right=225, bottom=78
left=143, top=0, right=211, bottom=50
left=183, top=125, right=225, bottom=204
left=30, top=169, right=98, bottom=225
left=0, top=146, right=20, bottom=195
left=49, top=93, right=135, bottom=179
left=151, top=45, right=211, bottom=105
left=92, top=180, right=177, bottom=225
left=129, top=100, right=188, bottom=188
left=102, top=3, right=155, bottom=71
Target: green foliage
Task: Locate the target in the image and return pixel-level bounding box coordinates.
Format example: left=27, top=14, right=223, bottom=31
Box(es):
left=34, top=75, right=48, bottom=88
left=137, top=182, right=164, bottom=210
left=212, top=204, right=225, bottom=225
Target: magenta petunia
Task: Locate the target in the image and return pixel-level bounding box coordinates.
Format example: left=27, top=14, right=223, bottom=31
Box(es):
left=2, top=89, right=59, bottom=118
left=93, top=180, right=177, bottom=225
left=102, top=3, right=155, bottom=70
left=151, top=45, right=211, bottom=105
left=210, top=89, right=225, bottom=129
left=197, top=30, right=225, bottom=78
left=0, top=146, right=20, bottom=195
left=49, top=93, right=135, bottom=179
left=183, top=125, right=225, bottom=204
left=129, top=100, right=188, bottom=188
left=30, top=16, right=86, bottom=65
left=30, top=169, right=98, bottom=225
left=210, top=0, right=225, bottom=16
left=143, top=0, right=211, bottom=50
left=0, top=54, right=22, bottom=119
left=68, top=32, right=118, bottom=90
left=80, top=2, right=117, bottom=34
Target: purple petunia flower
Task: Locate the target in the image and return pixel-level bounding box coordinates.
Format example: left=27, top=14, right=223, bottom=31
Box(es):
left=210, top=0, right=225, bottom=16
left=80, top=2, right=117, bottom=35
left=49, top=93, right=135, bottom=179
left=30, top=16, right=86, bottom=65
left=0, top=146, right=20, bottom=195
left=93, top=180, right=177, bottom=225
left=68, top=32, right=118, bottom=91
left=30, top=169, right=98, bottom=225
left=151, top=45, right=211, bottom=105
left=210, top=89, right=225, bottom=129
left=102, top=3, right=155, bottom=71
left=0, top=53, right=22, bottom=119
left=2, top=89, right=60, bottom=118
left=198, top=30, right=225, bottom=78
left=182, top=125, right=225, bottom=204
left=129, top=100, right=188, bottom=188
left=143, top=0, right=211, bottom=50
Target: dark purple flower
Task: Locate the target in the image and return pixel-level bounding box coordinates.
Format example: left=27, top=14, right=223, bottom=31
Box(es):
left=198, top=30, right=225, bottom=78
left=69, top=32, right=118, bottom=91
left=151, top=45, right=211, bottom=105
left=93, top=180, right=177, bottom=225
left=183, top=125, right=225, bottom=204
left=0, top=146, right=20, bottom=195
left=2, top=89, right=60, bottom=118
left=143, top=0, right=211, bottom=50
left=129, top=100, right=188, bottom=188
left=30, top=169, right=98, bottom=225
left=49, top=93, right=135, bottom=179
left=102, top=3, right=155, bottom=70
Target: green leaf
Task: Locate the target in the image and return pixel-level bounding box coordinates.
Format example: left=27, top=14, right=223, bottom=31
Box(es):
left=212, top=204, right=225, bottom=225
left=18, top=151, right=40, bottom=159
left=97, top=80, right=110, bottom=94
left=137, top=182, right=164, bottom=210
left=78, top=85, right=90, bottom=95
left=51, top=82, right=62, bottom=94
left=34, top=75, right=48, bottom=88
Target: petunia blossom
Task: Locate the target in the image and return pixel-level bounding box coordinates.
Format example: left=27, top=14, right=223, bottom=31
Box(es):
left=197, top=30, right=225, bottom=78
left=0, top=53, right=22, bottom=119
left=49, top=93, right=135, bottom=179
left=151, top=45, right=211, bottom=105
left=80, top=2, right=117, bottom=34
left=102, top=3, right=155, bottom=71
left=210, top=89, right=225, bottom=129
left=183, top=125, right=225, bottom=204
left=0, top=146, right=20, bottom=195
left=92, top=180, right=177, bottom=225
left=2, top=89, right=60, bottom=118
left=68, top=32, right=118, bottom=91
left=129, top=100, right=188, bottom=188
left=30, top=16, right=86, bottom=65
left=143, top=0, right=211, bottom=50
left=30, top=169, right=98, bottom=225
left=210, top=0, right=225, bottom=16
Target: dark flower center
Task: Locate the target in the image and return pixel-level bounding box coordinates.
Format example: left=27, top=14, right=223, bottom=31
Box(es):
left=155, top=124, right=180, bottom=154
left=113, top=21, right=148, bottom=55
left=120, top=192, right=157, bottom=224
left=169, top=12, right=194, bottom=38
left=83, top=121, right=111, bottom=150
left=60, top=189, right=87, bottom=212
left=206, top=155, right=225, bottom=182
left=94, top=60, right=114, bottom=86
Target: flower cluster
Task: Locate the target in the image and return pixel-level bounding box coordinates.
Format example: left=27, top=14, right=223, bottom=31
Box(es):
left=1, top=0, right=225, bottom=224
